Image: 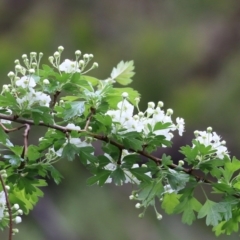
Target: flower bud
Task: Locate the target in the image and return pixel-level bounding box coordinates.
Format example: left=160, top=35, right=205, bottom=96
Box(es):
left=83, top=54, right=89, bottom=59
left=89, top=54, right=93, bottom=58
left=194, top=130, right=199, bottom=137
left=14, top=60, right=20, bottom=65
left=167, top=108, right=173, bottom=115
left=5, top=185, right=10, bottom=191
left=43, top=79, right=50, bottom=85
left=207, top=127, right=212, bottom=133
left=129, top=195, right=134, bottom=200
left=138, top=213, right=144, bottom=218
left=178, top=160, right=184, bottom=166
left=49, top=56, right=54, bottom=63
left=121, top=92, right=128, bottom=98
left=75, top=50, right=81, bottom=56
left=54, top=51, right=60, bottom=58
left=79, top=60, right=85, bottom=67
left=30, top=52, right=37, bottom=58
left=15, top=65, right=22, bottom=71
left=148, top=102, right=155, bottom=109
left=135, top=203, right=141, bottom=209
left=29, top=69, right=35, bottom=74
left=7, top=71, right=15, bottom=78
left=39, top=52, right=43, bottom=57
left=13, top=204, right=20, bottom=210
left=93, top=62, right=98, bottom=68
left=157, top=101, right=164, bottom=107
left=12, top=228, right=19, bottom=234
left=138, top=112, right=144, bottom=117
left=17, top=209, right=23, bottom=215
left=58, top=46, right=64, bottom=52
left=157, top=213, right=163, bottom=220
left=22, top=54, right=27, bottom=59
left=14, top=216, right=22, bottom=224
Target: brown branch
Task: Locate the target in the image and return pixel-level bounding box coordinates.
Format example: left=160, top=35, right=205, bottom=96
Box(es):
left=0, top=113, right=219, bottom=186
left=50, top=91, right=61, bottom=113
left=117, top=149, right=122, bottom=165
left=0, top=173, right=12, bottom=240
left=22, top=124, right=30, bottom=158
left=0, top=122, right=25, bottom=133
left=84, top=107, right=96, bottom=130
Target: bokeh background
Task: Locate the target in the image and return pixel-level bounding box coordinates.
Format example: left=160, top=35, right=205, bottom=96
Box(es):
left=1, top=0, right=240, bottom=239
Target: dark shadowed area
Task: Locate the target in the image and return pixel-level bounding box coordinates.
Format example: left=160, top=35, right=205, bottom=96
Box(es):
left=1, top=0, right=240, bottom=239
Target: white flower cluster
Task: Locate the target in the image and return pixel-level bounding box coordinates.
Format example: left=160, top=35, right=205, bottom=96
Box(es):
left=194, top=127, right=229, bottom=159
left=48, top=46, right=98, bottom=74
left=6, top=52, right=51, bottom=109
left=103, top=150, right=151, bottom=185
left=106, top=96, right=185, bottom=142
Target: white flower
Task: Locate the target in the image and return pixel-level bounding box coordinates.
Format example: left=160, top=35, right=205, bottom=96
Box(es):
left=176, top=117, right=185, bottom=136
left=0, top=191, right=6, bottom=220
left=59, top=59, right=80, bottom=73
left=66, top=123, right=81, bottom=131
left=17, top=89, right=51, bottom=108
left=194, top=130, right=229, bottom=159
left=54, top=138, right=91, bottom=157
left=16, top=76, right=36, bottom=88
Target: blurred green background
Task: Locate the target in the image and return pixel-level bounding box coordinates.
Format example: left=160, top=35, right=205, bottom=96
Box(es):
left=1, top=0, right=240, bottom=239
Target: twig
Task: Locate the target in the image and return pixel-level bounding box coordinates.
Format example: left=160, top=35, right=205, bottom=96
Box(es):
left=22, top=124, right=30, bottom=158
left=0, top=122, right=25, bottom=133
left=0, top=173, right=12, bottom=240
left=50, top=91, right=61, bottom=113
left=84, top=107, right=96, bottom=130
left=0, top=114, right=224, bottom=186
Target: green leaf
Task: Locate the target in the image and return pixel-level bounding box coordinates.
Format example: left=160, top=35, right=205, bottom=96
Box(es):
left=174, top=196, right=202, bottom=225
left=138, top=180, right=163, bottom=207
left=82, top=75, right=99, bottom=86
left=167, top=168, right=189, bottom=191
left=111, top=167, right=126, bottom=186
left=26, top=145, right=41, bottom=161
left=106, top=87, right=140, bottom=108
left=86, top=169, right=111, bottom=186
left=198, top=199, right=224, bottom=226
left=31, top=107, right=54, bottom=125
left=47, top=165, right=63, bottom=185
left=79, top=146, right=97, bottom=165
left=0, top=92, right=18, bottom=107
left=223, top=156, right=240, bottom=183
left=161, top=154, right=173, bottom=166
left=153, top=122, right=172, bottom=131
left=122, top=137, right=143, bottom=151
left=63, top=101, right=85, bottom=120
left=111, top=61, right=135, bottom=85
left=129, top=168, right=152, bottom=183
left=3, top=154, right=23, bottom=166
left=0, top=126, right=9, bottom=144
left=62, top=142, right=79, bottom=161
left=162, top=193, right=181, bottom=214
left=180, top=145, right=198, bottom=164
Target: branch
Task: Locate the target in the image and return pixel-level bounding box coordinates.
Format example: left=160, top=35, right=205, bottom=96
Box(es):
left=0, top=113, right=216, bottom=186
left=0, top=173, right=12, bottom=240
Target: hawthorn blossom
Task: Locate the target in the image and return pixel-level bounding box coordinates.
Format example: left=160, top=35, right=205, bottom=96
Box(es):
left=16, top=76, right=36, bottom=88
left=16, top=89, right=51, bottom=108
left=194, top=129, right=229, bottom=159
left=59, top=59, right=80, bottom=73
left=0, top=191, right=6, bottom=221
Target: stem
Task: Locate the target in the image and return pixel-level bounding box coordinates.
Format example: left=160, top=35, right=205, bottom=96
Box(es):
left=0, top=114, right=223, bottom=186
left=0, top=173, right=12, bottom=240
